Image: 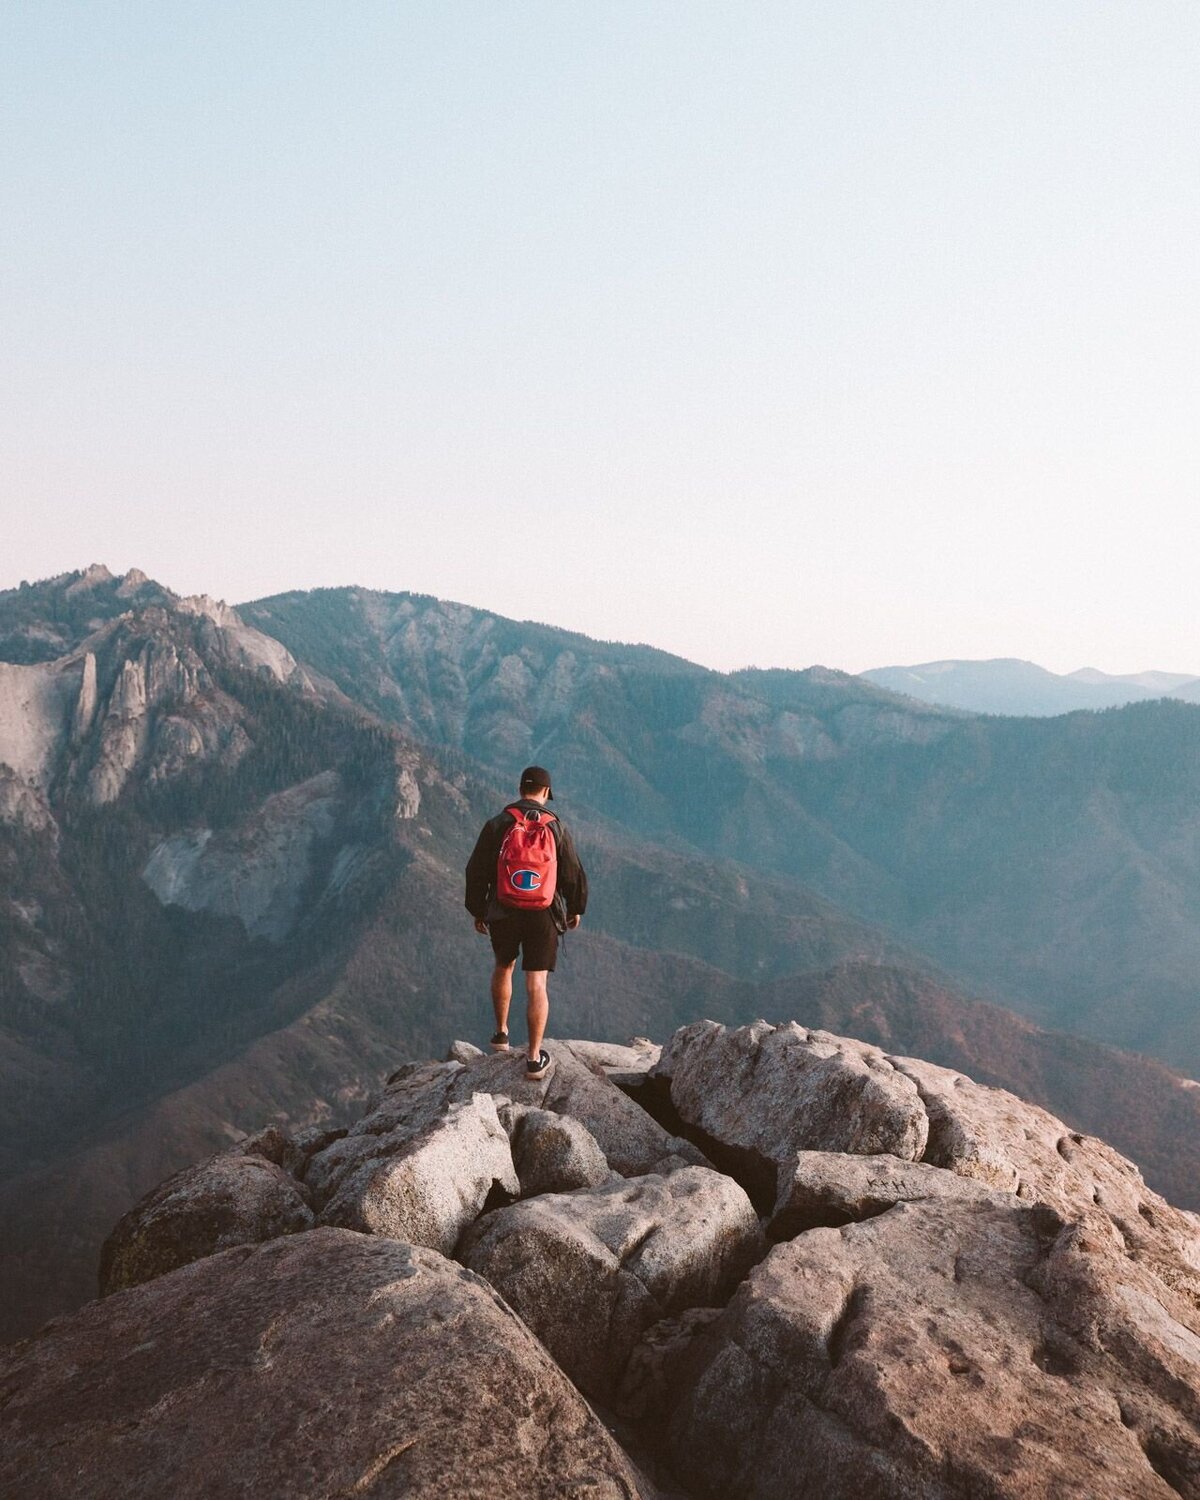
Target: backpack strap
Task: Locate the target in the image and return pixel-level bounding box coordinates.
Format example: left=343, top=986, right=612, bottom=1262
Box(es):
left=505, top=804, right=556, bottom=825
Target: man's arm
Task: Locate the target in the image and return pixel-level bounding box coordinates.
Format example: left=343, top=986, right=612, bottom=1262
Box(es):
left=556, top=822, right=588, bottom=921
left=464, top=819, right=498, bottom=920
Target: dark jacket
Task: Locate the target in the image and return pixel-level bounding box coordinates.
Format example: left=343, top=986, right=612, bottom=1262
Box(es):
left=464, top=798, right=588, bottom=930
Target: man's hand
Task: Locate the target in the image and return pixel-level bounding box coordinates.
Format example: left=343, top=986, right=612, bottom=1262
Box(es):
left=473, top=918, right=489, bottom=936
left=566, top=914, right=582, bottom=930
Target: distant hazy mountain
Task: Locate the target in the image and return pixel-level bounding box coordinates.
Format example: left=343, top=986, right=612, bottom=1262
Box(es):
left=864, top=657, right=1200, bottom=716
left=1068, top=666, right=1198, bottom=692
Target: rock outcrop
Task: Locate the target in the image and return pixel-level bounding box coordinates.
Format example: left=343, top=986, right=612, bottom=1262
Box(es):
left=141, top=770, right=344, bottom=941
left=768, top=1148, right=994, bottom=1237
left=653, top=1019, right=929, bottom=1199
left=318, top=1093, right=518, bottom=1254
left=379, top=1043, right=708, bottom=1178
left=299, top=1058, right=465, bottom=1209
left=565, top=1036, right=662, bottom=1088
left=632, top=1193, right=1200, bottom=1499
left=461, top=1167, right=763, bottom=1399
left=0, top=656, right=88, bottom=790
left=175, top=593, right=309, bottom=685
left=98, top=1127, right=314, bottom=1295
left=508, top=1106, right=613, bottom=1196
left=7, top=1019, right=1200, bottom=1500
left=1, top=1229, right=649, bottom=1499
left=70, top=650, right=97, bottom=742
left=0, top=582, right=327, bottom=820
left=0, top=765, right=55, bottom=833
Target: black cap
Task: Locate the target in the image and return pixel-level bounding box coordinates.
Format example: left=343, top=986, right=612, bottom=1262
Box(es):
left=519, top=765, right=553, bottom=799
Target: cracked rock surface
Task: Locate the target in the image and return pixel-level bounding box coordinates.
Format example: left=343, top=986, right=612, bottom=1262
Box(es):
left=1, top=1229, right=649, bottom=1500
left=8, top=1020, right=1200, bottom=1499
left=447, top=1043, right=708, bottom=1176
left=509, top=1106, right=614, bottom=1197
left=460, top=1166, right=763, bottom=1399
left=98, top=1126, right=314, bottom=1294
left=317, top=1093, right=518, bottom=1254
left=638, top=1193, right=1200, bottom=1499
left=768, top=1149, right=994, bottom=1237
left=654, top=1019, right=930, bottom=1170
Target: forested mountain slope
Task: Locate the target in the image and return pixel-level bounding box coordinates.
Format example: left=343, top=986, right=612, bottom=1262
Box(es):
left=246, top=585, right=1200, bottom=1073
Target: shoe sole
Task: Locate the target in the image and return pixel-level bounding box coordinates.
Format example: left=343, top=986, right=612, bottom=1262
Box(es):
left=489, top=1042, right=511, bottom=1053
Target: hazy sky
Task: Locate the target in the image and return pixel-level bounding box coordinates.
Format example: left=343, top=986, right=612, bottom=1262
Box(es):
left=2, top=3, right=1198, bottom=674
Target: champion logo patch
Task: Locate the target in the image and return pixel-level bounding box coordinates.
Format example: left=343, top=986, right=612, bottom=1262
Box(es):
left=510, top=869, right=542, bottom=891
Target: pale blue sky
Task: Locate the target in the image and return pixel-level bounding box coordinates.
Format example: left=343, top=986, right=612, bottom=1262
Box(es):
left=2, top=3, right=1198, bottom=674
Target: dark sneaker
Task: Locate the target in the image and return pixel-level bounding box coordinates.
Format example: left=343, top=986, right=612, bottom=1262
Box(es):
left=490, top=1032, right=510, bottom=1053
left=525, top=1049, right=552, bottom=1081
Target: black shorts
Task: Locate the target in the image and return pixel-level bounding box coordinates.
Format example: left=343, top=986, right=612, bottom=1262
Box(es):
left=489, top=909, right=559, bottom=972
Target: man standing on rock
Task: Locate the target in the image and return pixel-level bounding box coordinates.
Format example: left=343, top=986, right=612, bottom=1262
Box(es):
left=465, top=766, right=587, bottom=1081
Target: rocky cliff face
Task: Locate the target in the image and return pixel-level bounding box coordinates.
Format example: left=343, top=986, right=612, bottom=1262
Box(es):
left=0, top=579, right=473, bottom=1341
left=3, top=1022, right=1197, bottom=1499
left=0, top=564, right=173, bottom=663
left=0, top=593, right=323, bottom=810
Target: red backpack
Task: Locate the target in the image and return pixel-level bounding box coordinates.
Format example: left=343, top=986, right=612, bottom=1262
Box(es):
left=497, top=805, right=558, bottom=910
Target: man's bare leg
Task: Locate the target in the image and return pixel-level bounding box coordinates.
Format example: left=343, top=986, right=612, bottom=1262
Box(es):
left=491, top=960, right=516, bottom=1039
left=526, top=970, right=549, bottom=1058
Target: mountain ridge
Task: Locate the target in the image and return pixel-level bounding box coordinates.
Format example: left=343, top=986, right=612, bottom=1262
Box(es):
left=866, top=654, right=1200, bottom=716
left=243, top=579, right=1200, bottom=1073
